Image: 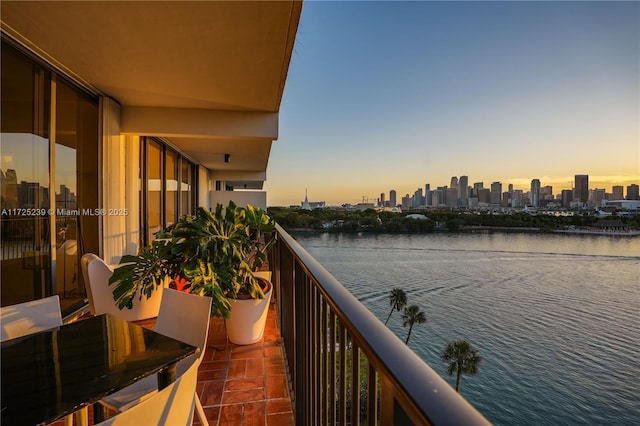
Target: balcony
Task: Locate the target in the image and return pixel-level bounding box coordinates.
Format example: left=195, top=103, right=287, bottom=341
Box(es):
left=46, top=223, right=488, bottom=426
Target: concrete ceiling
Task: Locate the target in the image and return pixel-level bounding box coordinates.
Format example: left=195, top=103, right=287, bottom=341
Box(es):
left=1, top=0, right=302, bottom=175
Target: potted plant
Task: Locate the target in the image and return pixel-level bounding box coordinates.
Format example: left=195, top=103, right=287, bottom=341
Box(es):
left=109, top=201, right=276, bottom=344
left=223, top=204, right=276, bottom=344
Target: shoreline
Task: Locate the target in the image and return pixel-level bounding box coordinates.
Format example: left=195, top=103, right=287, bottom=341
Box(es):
left=286, top=226, right=640, bottom=236
left=552, top=229, right=640, bottom=236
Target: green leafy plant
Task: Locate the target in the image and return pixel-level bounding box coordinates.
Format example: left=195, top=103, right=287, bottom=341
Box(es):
left=109, top=201, right=275, bottom=318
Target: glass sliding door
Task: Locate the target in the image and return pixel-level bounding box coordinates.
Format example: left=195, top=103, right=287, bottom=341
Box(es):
left=54, top=78, right=98, bottom=313
left=140, top=138, right=196, bottom=245
left=1, top=43, right=52, bottom=305
left=1, top=41, right=99, bottom=315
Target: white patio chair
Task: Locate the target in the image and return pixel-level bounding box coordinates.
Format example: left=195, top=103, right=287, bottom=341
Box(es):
left=94, top=358, right=200, bottom=426
left=98, top=288, right=212, bottom=425
left=56, top=239, right=78, bottom=298
left=0, top=295, right=87, bottom=426
left=80, top=253, right=163, bottom=321
left=0, top=295, right=62, bottom=341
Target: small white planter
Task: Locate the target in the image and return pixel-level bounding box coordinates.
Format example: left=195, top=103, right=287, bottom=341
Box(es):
left=225, top=279, right=272, bottom=345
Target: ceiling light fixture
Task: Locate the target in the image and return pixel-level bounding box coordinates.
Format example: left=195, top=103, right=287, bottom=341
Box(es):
left=224, top=153, right=231, bottom=163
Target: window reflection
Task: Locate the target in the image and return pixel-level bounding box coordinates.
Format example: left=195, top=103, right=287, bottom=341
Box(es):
left=147, top=140, right=163, bottom=241
left=1, top=43, right=52, bottom=305
left=165, top=149, right=177, bottom=227
left=181, top=161, right=193, bottom=217
left=0, top=134, right=52, bottom=279
left=1, top=41, right=98, bottom=314
left=141, top=139, right=195, bottom=244
left=55, top=81, right=80, bottom=302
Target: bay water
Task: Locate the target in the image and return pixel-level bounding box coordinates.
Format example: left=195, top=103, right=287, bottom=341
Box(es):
left=291, top=232, right=640, bottom=425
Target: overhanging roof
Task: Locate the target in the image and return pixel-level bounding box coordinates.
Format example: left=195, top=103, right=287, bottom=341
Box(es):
left=1, top=0, right=302, bottom=177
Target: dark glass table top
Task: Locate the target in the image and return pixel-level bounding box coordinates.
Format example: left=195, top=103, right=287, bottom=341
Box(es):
left=1, top=314, right=197, bottom=426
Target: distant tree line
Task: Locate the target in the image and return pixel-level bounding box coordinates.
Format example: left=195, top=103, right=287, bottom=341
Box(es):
left=267, top=207, right=640, bottom=233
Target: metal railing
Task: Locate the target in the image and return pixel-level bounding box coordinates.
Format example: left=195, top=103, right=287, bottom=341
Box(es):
left=0, top=216, right=50, bottom=260
left=271, top=224, right=490, bottom=426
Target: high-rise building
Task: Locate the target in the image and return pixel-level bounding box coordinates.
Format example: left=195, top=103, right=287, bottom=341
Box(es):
left=431, top=190, right=443, bottom=207
left=389, top=190, right=397, bottom=207
left=502, top=192, right=510, bottom=207
left=478, top=188, right=491, bottom=204
left=627, top=184, right=639, bottom=200
left=446, top=187, right=458, bottom=208
left=490, top=182, right=502, bottom=205
left=437, top=186, right=448, bottom=205
left=3, top=169, right=18, bottom=208
left=401, top=194, right=412, bottom=210
left=472, top=182, right=483, bottom=198
left=561, top=189, right=573, bottom=208
left=512, top=190, right=523, bottom=207
left=612, top=186, right=624, bottom=200
left=450, top=176, right=458, bottom=189
left=458, top=175, right=468, bottom=207
left=425, top=190, right=432, bottom=207
left=413, top=188, right=424, bottom=207
left=380, top=192, right=385, bottom=207
left=589, top=188, right=606, bottom=207
left=575, top=174, right=589, bottom=203
left=530, top=179, right=541, bottom=207
left=541, top=186, right=553, bottom=200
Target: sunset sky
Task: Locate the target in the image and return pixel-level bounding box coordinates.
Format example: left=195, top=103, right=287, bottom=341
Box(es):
left=264, top=0, right=639, bottom=206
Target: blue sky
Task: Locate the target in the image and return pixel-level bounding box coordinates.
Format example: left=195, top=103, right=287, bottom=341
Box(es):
left=265, top=0, right=639, bottom=206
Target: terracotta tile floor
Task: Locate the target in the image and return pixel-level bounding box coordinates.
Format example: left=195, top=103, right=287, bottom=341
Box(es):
left=194, top=303, right=295, bottom=426
left=49, top=302, right=295, bottom=426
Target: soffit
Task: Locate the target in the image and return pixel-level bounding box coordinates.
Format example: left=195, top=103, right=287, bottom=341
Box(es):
left=171, top=137, right=272, bottom=173
left=1, top=0, right=300, bottom=112
left=1, top=0, right=302, bottom=176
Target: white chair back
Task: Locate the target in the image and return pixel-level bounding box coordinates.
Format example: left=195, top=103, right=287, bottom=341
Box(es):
left=0, top=295, right=63, bottom=341
left=95, top=360, right=199, bottom=426
left=80, top=253, right=163, bottom=321
left=154, top=288, right=212, bottom=359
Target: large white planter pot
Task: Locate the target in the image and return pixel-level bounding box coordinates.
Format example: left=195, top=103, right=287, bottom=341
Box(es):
left=225, top=280, right=272, bottom=345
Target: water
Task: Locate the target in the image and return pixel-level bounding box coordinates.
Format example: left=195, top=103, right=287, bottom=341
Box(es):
left=291, top=232, right=640, bottom=425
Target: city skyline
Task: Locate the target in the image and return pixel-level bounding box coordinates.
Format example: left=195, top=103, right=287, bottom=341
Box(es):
left=264, top=1, right=639, bottom=206
left=298, top=173, right=639, bottom=207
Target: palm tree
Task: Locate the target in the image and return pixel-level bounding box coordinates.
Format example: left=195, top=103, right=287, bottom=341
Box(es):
left=441, top=339, right=482, bottom=392
left=401, top=305, right=426, bottom=344
left=384, top=288, right=407, bottom=325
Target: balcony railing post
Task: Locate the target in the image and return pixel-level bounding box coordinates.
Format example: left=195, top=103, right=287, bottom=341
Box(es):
left=367, top=364, right=378, bottom=426
left=293, top=260, right=307, bottom=426
left=351, top=342, right=361, bottom=426
left=276, top=238, right=296, bottom=413
left=379, top=375, right=394, bottom=425
left=339, top=323, right=347, bottom=425
left=312, top=284, right=319, bottom=425
left=321, top=298, right=328, bottom=426
left=329, top=310, right=337, bottom=425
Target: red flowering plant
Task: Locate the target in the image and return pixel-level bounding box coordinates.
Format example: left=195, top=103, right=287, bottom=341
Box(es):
left=171, top=276, right=191, bottom=292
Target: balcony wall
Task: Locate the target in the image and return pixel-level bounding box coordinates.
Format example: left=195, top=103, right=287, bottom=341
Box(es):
left=270, top=224, right=490, bottom=425
left=211, top=191, right=267, bottom=210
